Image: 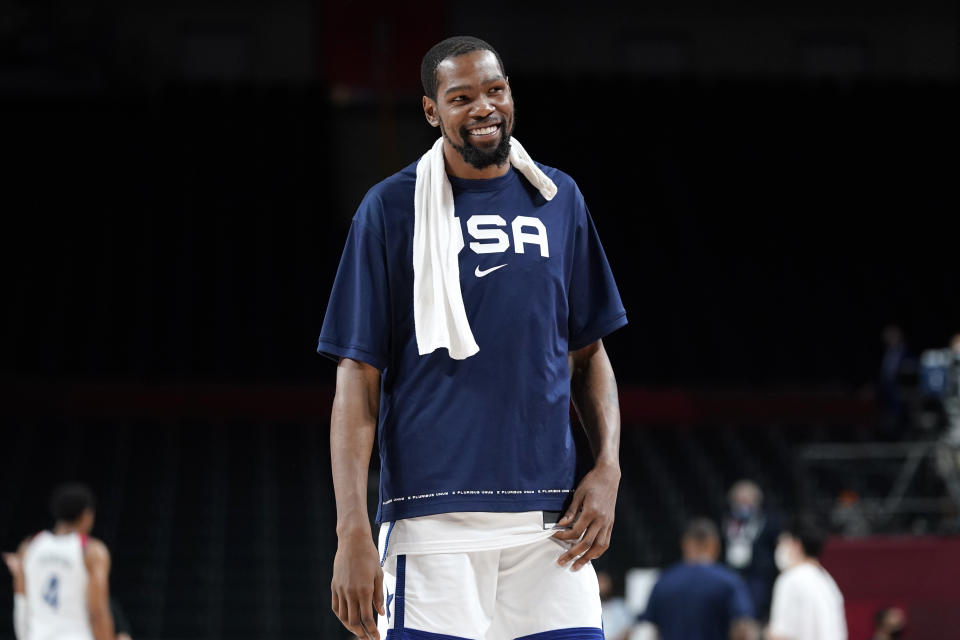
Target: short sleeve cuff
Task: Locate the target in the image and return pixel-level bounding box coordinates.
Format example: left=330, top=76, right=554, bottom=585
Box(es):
left=317, top=338, right=387, bottom=371
left=569, top=312, right=628, bottom=351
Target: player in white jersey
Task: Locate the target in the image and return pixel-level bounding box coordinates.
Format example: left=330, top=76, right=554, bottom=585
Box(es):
left=3, top=483, right=114, bottom=640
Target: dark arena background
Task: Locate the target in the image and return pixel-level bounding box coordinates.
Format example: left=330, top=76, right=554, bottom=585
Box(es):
left=2, top=1, right=959, bottom=639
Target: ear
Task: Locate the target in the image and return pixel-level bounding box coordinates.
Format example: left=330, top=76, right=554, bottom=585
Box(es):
left=422, top=96, right=440, bottom=128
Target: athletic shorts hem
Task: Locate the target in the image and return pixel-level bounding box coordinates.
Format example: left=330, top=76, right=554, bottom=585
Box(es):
left=386, top=629, right=471, bottom=640
left=515, top=627, right=605, bottom=640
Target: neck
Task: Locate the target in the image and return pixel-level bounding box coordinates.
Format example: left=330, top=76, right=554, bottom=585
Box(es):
left=792, top=557, right=819, bottom=570
left=442, top=139, right=510, bottom=180
left=685, top=554, right=715, bottom=565
left=53, top=522, right=84, bottom=536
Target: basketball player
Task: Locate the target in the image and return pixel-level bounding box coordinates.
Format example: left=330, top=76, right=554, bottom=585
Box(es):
left=319, top=36, right=627, bottom=639
left=3, top=483, right=115, bottom=640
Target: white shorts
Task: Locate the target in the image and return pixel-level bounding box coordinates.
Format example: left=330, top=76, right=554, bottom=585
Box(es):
left=377, top=535, right=604, bottom=640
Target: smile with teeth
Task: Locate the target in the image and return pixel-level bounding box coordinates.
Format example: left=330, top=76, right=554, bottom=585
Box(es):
left=469, top=124, right=500, bottom=136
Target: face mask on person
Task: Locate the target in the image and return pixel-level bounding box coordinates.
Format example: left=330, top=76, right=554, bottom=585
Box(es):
left=774, top=542, right=795, bottom=571
left=733, top=505, right=755, bottom=521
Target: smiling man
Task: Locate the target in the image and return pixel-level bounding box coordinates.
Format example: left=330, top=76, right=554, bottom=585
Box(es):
left=319, top=36, right=627, bottom=640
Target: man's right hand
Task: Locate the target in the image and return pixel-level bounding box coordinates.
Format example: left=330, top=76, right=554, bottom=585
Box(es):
left=331, top=532, right=385, bottom=640
left=329, top=358, right=384, bottom=638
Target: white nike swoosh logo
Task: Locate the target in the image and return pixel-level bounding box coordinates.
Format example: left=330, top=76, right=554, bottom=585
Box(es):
left=475, top=264, right=507, bottom=277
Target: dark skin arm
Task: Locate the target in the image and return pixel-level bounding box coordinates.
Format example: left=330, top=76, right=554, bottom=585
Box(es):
left=553, top=339, right=621, bottom=571
left=330, top=357, right=385, bottom=640
left=84, top=538, right=115, bottom=640
left=731, top=618, right=760, bottom=640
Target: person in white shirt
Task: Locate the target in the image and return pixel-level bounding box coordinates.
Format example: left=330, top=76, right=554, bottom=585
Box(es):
left=766, top=516, right=846, bottom=640
left=3, top=483, right=114, bottom=640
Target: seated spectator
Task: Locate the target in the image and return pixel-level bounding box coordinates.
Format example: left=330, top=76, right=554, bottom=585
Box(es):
left=829, top=489, right=871, bottom=537
left=870, top=606, right=907, bottom=640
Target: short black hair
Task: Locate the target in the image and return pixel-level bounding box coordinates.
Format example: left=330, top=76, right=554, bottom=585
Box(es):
left=50, top=483, right=95, bottom=523
left=783, top=513, right=828, bottom=559
left=682, top=517, right=720, bottom=543
left=873, top=607, right=894, bottom=628
left=421, top=36, right=506, bottom=100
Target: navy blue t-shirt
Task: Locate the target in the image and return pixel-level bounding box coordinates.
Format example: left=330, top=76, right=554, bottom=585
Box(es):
left=643, top=563, right=755, bottom=640
left=318, top=159, right=627, bottom=522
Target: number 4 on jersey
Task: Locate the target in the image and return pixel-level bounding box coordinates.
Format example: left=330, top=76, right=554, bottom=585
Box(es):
left=43, top=574, right=59, bottom=609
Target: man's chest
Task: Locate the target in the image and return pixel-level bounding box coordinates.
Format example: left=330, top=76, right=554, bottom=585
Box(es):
left=455, top=206, right=571, bottom=296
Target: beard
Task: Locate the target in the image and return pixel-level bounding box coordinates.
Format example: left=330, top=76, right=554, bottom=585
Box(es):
left=440, top=114, right=514, bottom=170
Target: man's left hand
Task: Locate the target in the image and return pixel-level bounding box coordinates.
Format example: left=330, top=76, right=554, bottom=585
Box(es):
left=2, top=552, right=23, bottom=579
left=3, top=550, right=25, bottom=595
left=552, top=460, right=620, bottom=570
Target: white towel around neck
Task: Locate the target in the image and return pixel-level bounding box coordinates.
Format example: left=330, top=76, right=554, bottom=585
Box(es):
left=413, top=136, right=557, bottom=360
